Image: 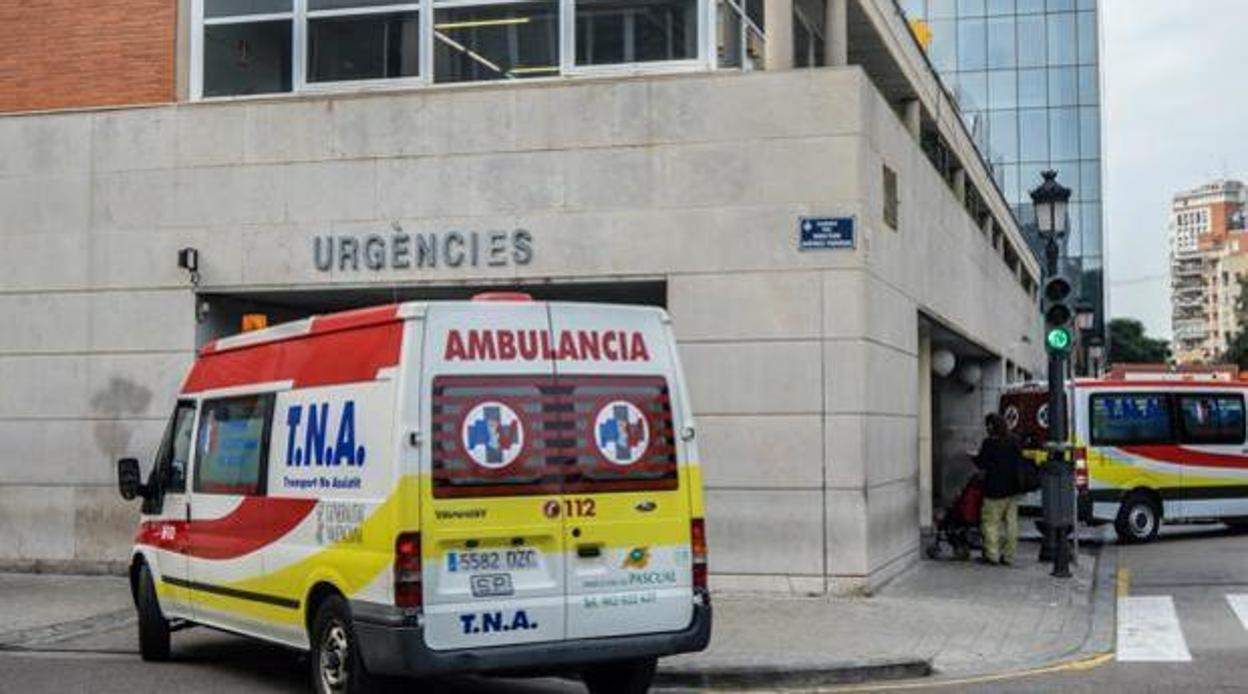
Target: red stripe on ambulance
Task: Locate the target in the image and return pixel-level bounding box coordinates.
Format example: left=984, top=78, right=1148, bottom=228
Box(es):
left=1120, top=445, right=1248, bottom=470
left=135, top=497, right=317, bottom=560
left=182, top=319, right=403, bottom=393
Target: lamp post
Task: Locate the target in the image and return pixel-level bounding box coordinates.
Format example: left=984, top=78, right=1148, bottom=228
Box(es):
left=1030, top=170, right=1074, bottom=579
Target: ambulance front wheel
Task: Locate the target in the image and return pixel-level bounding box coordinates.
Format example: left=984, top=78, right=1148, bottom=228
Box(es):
left=583, top=657, right=657, bottom=694
left=136, top=564, right=171, bottom=662
left=310, top=595, right=371, bottom=694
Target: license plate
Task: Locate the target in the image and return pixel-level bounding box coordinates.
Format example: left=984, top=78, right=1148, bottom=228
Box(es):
left=447, top=549, right=540, bottom=573
left=470, top=573, right=515, bottom=597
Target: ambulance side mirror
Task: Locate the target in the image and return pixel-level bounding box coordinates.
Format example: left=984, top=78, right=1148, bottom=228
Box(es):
left=117, top=458, right=144, bottom=501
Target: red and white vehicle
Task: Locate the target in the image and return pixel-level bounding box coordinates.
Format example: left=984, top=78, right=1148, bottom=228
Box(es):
left=117, top=295, right=711, bottom=693
left=1002, top=378, right=1248, bottom=542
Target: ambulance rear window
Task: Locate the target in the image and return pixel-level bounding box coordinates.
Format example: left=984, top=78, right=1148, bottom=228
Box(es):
left=430, top=375, right=678, bottom=498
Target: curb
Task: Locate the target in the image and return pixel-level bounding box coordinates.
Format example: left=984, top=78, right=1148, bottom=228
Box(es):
left=0, top=609, right=135, bottom=649
left=656, top=659, right=933, bottom=689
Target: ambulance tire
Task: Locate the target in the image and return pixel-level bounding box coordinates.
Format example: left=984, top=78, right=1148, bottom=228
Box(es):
left=136, top=565, right=172, bottom=662
left=583, top=657, right=657, bottom=694
left=1115, top=493, right=1161, bottom=544
left=310, top=595, right=371, bottom=694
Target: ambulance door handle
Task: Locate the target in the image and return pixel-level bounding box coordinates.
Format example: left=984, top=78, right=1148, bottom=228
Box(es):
left=576, top=544, right=602, bottom=559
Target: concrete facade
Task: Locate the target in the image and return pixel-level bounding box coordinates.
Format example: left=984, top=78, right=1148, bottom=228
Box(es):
left=0, top=64, right=1043, bottom=592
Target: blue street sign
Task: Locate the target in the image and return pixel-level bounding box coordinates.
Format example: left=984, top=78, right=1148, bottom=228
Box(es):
left=798, top=217, right=855, bottom=250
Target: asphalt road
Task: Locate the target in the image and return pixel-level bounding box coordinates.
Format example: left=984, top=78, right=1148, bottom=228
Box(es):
left=0, top=622, right=591, bottom=693
left=936, top=523, right=1248, bottom=693
left=4, top=524, right=1247, bottom=693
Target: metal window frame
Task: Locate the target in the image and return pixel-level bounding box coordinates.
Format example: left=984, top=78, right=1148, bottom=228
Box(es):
left=193, top=0, right=733, bottom=99
left=301, top=1, right=427, bottom=91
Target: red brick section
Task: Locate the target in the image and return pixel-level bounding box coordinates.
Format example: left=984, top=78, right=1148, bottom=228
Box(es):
left=0, top=0, right=176, bottom=114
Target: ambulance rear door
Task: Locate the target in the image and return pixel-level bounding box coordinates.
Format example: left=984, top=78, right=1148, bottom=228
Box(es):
left=548, top=303, right=694, bottom=640
left=419, top=301, right=565, bottom=650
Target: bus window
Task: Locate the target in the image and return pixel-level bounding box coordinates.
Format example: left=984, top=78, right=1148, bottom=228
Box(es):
left=1089, top=392, right=1174, bottom=446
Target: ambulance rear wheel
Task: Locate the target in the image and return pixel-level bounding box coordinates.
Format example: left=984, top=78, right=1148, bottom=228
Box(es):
left=583, top=657, right=657, bottom=694
left=310, top=595, right=369, bottom=694
left=1115, top=494, right=1161, bottom=544
left=136, top=565, right=171, bottom=662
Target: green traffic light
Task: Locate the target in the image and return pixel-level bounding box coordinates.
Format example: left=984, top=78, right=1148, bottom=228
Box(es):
left=1046, top=327, right=1072, bottom=351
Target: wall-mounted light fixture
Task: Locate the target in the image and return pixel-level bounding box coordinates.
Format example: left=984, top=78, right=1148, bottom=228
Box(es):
left=177, top=247, right=200, bottom=285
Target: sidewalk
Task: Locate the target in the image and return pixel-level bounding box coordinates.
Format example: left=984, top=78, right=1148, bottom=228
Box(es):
left=0, top=543, right=1116, bottom=688
left=660, top=543, right=1115, bottom=687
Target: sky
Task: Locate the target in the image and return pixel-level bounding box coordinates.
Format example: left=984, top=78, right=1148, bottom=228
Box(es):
left=1102, top=0, right=1248, bottom=339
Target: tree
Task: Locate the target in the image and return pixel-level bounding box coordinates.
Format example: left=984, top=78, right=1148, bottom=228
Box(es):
left=1107, top=318, right=1170, bottom=365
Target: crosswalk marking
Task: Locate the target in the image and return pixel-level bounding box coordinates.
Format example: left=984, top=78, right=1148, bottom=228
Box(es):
left=1229, top=594, right=1248, bottom=632
left=1117, top=596, right=1192, bottom=662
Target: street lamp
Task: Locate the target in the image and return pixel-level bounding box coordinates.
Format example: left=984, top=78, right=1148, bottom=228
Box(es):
left=1029, top=170, right=1074, bottom=579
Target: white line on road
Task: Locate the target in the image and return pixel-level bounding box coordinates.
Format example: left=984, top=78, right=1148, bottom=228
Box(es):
left=1228, top=594, right=1248, bottom=632
left=1117, top=596, right=1192, bottom=662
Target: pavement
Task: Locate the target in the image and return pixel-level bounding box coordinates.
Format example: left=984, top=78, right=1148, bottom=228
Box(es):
left=0, top=540, right=1115, bottom=690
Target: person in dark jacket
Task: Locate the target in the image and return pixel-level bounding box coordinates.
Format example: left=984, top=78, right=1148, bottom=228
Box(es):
left=972, top=413, right=1023, bottom=565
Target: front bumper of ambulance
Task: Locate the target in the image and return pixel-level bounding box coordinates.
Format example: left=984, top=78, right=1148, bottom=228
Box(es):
left=351, top=599, right=712, bottom=677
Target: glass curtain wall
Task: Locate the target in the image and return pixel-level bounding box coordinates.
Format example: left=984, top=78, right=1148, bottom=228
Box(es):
left=900, top=0, right=1104, bottom=336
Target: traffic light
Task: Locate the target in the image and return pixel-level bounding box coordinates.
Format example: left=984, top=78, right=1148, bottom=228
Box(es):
left=1042, top=275, right=1074, bottom=353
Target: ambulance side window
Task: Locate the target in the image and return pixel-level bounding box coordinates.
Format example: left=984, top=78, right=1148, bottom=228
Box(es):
left=1089, top=392, right=1174, bottom=446
left=156, top=401, right=196, bottom=494
left=193, top=394, right=275, bottom=496
left=1176, top=393, right=1245, bottom=445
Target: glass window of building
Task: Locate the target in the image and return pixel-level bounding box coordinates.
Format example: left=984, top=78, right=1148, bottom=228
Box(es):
left=957, top=18, right=987, bottom=70
left=988, top=110, right=1019, bottom=162
left=1015, top=0, right=1044, bottom=13
left=958, top=0, right=986, bottom=16
left=987, top=69, right=1015, bottom=109
left=1046, top=12, right=1076, bottom=65
left=1050, top=107, right=1079, bottom=160
left=1077, top=11, right=1096, bottom=64
left=435, top=2, right=559, bottom=82
left=1017, top=67, right=1046, bottom=108
left=986, top=0, right=1015, bottom=15
left=1082, top=203, right=1102, bottom=254
left=927, top=20, right=958, bottom=72
left=929, top=0, right=958, bottom=19
left=1047, top=0, right=1075, bottom=10
left=1048, top=66, right=1077, bottom=107
left=1080, top=106, right=1100, bottom=159
left=985, top=16, right=1015, bottom=69
left=196, top=0, right=714, bottom=97
left=308, top=6, right=420, bottom=83
left=202, top=1, right=294, bottom=97
left=1078, top=65, right=1098, bottom=104
left=1081, top=160, right=1100, bottom=200
left=899, top=0, right=925, bottom=18
left=958, top=71, right=988, bottom=111
left=1019, top=108, right=1048, bottom=162
left=1016, top=14, right=1045, bottom=67
left=575, top=0, right=699, bottom=66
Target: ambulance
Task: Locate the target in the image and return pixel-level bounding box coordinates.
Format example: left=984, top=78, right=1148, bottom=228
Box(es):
left=116, top=295, right=711, bottom=694
left=1002, top=379, right=1248, bottom=543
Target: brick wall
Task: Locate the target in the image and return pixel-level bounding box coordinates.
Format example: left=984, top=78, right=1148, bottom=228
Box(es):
left=0, top=1, right=175, bottom=113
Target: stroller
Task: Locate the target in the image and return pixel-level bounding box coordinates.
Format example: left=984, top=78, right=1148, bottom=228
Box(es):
left=925, top=473, right=985, bottom=560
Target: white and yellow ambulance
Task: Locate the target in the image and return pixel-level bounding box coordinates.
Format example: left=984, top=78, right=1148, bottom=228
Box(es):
left=116, top=295, right=711, bottom=694
left=1003, top=378, right=1248, bottom=543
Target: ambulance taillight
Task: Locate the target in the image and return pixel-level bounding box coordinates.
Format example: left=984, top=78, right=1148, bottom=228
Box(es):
left=1074, top=447, right=1088, bottom=492
left=691, top=518, right=708, bottom=595
left=394, top=533, right=422, bottom=609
